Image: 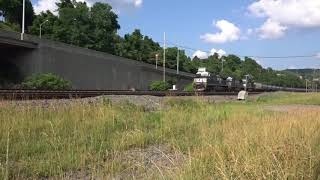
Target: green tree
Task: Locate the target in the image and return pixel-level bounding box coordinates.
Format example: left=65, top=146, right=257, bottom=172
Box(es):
left=30, top=0, right=120, bottom=54
left=142, top=36, right=161, bottom=63
left=118, top=29, right=160, bottom=61
left=56, top=0, right=74, bottom=10
left=87, top=2, right=120, bottom=53
left=54, top=1, right=91, bottom=47
left=0, top=0, right=34, bottom=31
left=155, top=47, right=189, bottom=70
left=206, top=55, right=221, bottom=75
left=240, top=57, right=263, bottom=79
left=28, top=11, right=58, bottom=38
left=224, top=55, right=242, bottom=72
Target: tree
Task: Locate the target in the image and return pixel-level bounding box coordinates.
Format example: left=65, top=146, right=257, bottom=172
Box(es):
left=28, top=11, right=58, bottom=38
left=241, top=57, right=263, bottom=79
left=142, top=36, right=161, bottom=63
left=56, top=0, right=74, bottom=10
left=118, top=29, right=160, bottom=61
left=0, top=0, right=34, bottom=31
left=206, top=55, right=221, bottom=75
left=224, top=55, right=242, bottom=72
left=54, top=1, right=91, bottom=47
left=86, top=2, right=120, bottom=53
left=30, top=0, right=120, bottom=54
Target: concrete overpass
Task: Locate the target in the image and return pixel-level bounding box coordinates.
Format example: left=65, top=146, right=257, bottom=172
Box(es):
left=0, top=35, right=37, bottom=49
left=0, top=30, right=195, bottom=90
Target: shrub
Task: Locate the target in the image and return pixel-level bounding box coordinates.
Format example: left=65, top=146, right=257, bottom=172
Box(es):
left=183, top=83, right=194, bottom=92
left=22, top=73, right=71, bottom=90
left=0, top=22, right=20, bottom=31
left=149, top=81, right=171, bottom=91
left=167, top=78, right=177, bottom=86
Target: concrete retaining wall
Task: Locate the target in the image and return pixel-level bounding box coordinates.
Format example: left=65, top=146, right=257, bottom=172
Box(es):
left=0, top=30, right=195, bottom=90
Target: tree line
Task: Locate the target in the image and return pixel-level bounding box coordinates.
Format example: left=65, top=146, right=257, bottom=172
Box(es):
left=0, top=0, right=306, bottom=87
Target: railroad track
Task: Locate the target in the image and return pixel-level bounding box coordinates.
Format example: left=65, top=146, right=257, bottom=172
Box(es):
left=0, top=89, right=262, bottom=100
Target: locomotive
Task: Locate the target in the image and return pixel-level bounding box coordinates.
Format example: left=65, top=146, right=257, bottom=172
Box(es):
left=193, top=68, right=253, bottom=92
left=193, top=68, right=305, bottom=92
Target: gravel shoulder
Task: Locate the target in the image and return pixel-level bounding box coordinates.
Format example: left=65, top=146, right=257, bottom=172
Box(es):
left=0, top=93, right=264, bottom=110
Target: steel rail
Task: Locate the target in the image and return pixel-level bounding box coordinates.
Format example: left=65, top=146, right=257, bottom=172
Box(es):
left=0, top=89, right=263, bottom=100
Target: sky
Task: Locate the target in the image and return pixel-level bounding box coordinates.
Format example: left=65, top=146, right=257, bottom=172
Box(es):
left=31, top=0, right=320, bottom=70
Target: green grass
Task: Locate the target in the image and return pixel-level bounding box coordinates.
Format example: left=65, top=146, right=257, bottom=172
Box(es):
left=256, top=92, right=320, bottom=105
left=0, top=93, right=320, bottom=179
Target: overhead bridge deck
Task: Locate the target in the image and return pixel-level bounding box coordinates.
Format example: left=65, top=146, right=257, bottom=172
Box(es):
left=0, top=33, right=38, bottom=49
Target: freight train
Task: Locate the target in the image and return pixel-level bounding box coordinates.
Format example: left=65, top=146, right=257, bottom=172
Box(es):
left=193, top=68, right=305, bottom=92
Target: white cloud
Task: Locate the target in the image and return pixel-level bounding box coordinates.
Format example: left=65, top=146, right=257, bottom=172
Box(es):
left=255, top=59, right=264, bottom=66
left=33, top=0, right=143, bottom=15
left=34, top=0, right=59, bottom=14
left=200, top=20, right=241, bottom=44
left=247, top=28, right=253, bottom=35
left=288, top=65, right=297, bottom=69
left=248, top=0, right=320, bottom=39
left=316, top=53, right=320, bottom=59
left=210, top=48, right=226, bottom=58
left=192, top=50, right=208, bottom=59
left=192, top=48, right=227, bottom=59
left=134, top=0, right=143, bottom=7
left=258, top=19, right=287, bottom=39
left=209, top=48, right=217, bottom=56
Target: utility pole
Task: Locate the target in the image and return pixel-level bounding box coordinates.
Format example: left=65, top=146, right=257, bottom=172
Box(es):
left=245, top=75, right=249, bottom=91
left=221, top=58, right=225, bottom=74
left=313, top=68, right=316, bottom=92
left=21, top=0, right=25, bottom=40
left=155, top=54, right=159, bottom=69
left=177, top=48, right=180, bottom=74
left=163, top=32, right=166, bottom=82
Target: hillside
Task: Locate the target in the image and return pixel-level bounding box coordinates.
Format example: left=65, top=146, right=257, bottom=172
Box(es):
left=285, top=69, right=320, bottom=80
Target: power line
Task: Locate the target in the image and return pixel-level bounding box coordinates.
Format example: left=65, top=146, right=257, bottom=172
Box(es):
left=156, top=40, right=319, bottom=60
left=245, top=55, right=317, bottom=59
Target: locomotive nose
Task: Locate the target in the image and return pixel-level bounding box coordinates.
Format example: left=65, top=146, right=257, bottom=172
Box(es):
left=193, top=83, right=206, bottom=91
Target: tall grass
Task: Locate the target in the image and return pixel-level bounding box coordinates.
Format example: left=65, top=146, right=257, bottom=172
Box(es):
left=256, top=92, right=320, bottom=105
left=0, top=94, right=320, bottom=179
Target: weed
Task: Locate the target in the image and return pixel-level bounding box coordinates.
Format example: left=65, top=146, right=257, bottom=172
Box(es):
left=0, top=93, right=320, bottom=179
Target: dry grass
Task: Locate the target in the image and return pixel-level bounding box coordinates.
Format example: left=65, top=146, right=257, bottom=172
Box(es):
left=0, top=94, right=320, bottom=179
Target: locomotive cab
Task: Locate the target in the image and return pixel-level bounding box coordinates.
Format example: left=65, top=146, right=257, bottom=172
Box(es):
left=242, top=75, right=255, bottom=91
left=193, top=68, right=210, bottom=91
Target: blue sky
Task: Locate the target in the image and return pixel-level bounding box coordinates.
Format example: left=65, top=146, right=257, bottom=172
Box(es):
left=32, top=0, right=320, bottom=70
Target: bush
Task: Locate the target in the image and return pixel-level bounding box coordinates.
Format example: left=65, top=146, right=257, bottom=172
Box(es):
left=149, top=81, right=171, bottom=91
left=183, top=83, right=194, bottom=92
left=22, top=73, right=71, bottom=90
left=167, top=78, right=177, bottom=86
left=0, top=22, right=20, bottom=31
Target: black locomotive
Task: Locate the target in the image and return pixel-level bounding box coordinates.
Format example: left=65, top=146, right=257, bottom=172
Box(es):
left=193, top=68, right=305, bottom=92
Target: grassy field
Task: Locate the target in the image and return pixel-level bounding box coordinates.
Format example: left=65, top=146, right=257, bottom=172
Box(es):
left=1, top=93, right=320, bottom=179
